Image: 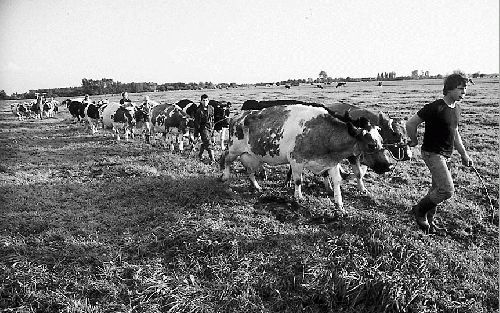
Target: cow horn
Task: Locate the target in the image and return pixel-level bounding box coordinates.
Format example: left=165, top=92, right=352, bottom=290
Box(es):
left=347, top=122, right=362, bottom=138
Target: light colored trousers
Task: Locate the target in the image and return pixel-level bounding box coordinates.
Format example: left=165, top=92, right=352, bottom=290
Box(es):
left=421, top=150, right=455, bottom=204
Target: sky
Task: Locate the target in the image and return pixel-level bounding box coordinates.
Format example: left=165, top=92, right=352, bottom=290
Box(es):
left=0, top=0, right=498, bottom=94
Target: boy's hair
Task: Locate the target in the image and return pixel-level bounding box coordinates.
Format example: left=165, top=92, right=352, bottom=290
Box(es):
left=443, top=74, right=469, bottom=95
left=201, top=94, right=209, bottom=100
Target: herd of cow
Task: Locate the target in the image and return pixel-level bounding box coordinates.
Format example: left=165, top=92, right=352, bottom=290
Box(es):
left=10, top=98, right=60, bottom=120
left=60, top=97, right=231, bottom=149
left=10, top=96, right=413, bottom=210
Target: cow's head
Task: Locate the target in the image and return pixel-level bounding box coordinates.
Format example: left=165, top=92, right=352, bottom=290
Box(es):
left=347, top=121, right=391, bottom=174
left=172, top=108, right=192, bottom=134
left=378, top=113, right=412, bottom=161
left=360, top=149, right=392, bottom=174
left=124, top=106, right=137, bottom=126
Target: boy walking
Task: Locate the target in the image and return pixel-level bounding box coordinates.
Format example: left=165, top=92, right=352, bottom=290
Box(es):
left=406, top=73, right=473, bottom=233
left=194, top=94, right=215, bottom=163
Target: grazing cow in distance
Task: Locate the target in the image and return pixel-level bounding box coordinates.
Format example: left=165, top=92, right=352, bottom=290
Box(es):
left=220, top=104, right=391, bottom=210
left=112, top=106, right=136, bottom=141
left=336, top=82, right=346, bottom=88
left=32, top=96, right=44, bottom=119
left=10, top=103, right=21, bottom=119
left=18, top=103, right=31, bottom=120
left=43, top=101, right=56, bottom=118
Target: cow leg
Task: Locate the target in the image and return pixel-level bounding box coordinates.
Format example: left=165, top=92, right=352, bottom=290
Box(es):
left=352, top=157, right=369, bottom=193
left=114, top=128, right=121, bottom=141
left=177, top=134, right=184, bottom=151
left=240, top=153, right=263, bottom=191
left=284, top=166, right=292, bottom=188
left=168, top=133, right=175, bottom=151
left=220, top=128, right=228, bottom=150
left=211, top=132, right=217, bottom=150
left=220, top=150, right=238, bottom=181
left=290, top=164, right=305, bottom=200
left=327, top=165, right=344, bottom=211
left=321, top=170, right=334, bottom=194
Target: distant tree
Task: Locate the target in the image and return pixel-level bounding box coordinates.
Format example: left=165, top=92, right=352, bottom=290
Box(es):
left=0, top=90, right=8, bottom=100
left=319, top=71, right=328, bottom=81
left=452, top=69, right=466, bottom=76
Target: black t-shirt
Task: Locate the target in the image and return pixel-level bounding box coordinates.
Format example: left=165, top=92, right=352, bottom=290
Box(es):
left=417, top=99, right=460, bottom=158
left=194, top=105, right=214, bottom=131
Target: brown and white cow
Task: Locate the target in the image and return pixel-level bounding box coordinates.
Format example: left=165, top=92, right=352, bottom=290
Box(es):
left=220, top=104, right=391, bottom=210
left=241, top=100, right=411, bottom=193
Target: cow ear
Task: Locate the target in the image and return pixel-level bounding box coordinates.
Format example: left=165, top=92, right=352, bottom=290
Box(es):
left=378, top=112, right=384, bottom=125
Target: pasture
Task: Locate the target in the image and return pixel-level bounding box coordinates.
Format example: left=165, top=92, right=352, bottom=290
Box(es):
left=0, top=78, right=498, bottom=312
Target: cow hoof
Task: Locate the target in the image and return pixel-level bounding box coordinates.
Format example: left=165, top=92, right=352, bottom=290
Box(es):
left=360, top=189, right=371, bottom=196
left=334, top=203, right=346, bottom=214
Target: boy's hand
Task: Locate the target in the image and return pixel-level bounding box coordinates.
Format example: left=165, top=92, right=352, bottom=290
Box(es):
left=408, top=139, right=418, bottom=147
left=461, top=155, right=473, bottom=167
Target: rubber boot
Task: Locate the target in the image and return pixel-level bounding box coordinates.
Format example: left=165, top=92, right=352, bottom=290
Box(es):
left=427, top=207, right=445, bottom=233
left=208, top=149, right=215, bottom=164
left=412, top=196, right=435, bottom=233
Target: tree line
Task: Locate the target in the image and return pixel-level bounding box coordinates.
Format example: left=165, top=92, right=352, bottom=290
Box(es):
left=0, top=78, right=241, bottom=100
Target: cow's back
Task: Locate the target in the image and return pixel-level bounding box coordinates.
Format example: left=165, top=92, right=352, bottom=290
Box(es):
left=241, top=99, right=306, bottom=111
left=101, top=103, right=121, bottom=129
left=68, top=101, right=84, bottom=118
left=329, top=103, right=378, bottom=125
left=231, top=105, right=350, bottom=164
left=85, top=103, right=100, bottom=119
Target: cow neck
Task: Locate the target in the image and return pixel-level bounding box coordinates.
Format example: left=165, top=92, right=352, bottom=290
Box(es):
left=326, top=131, right=359, bottom=156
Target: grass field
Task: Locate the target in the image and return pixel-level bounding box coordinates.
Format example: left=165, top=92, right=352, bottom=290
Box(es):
left=0, top=78, right=498, bottom=312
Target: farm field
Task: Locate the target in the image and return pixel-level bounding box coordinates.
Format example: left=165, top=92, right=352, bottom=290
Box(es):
left=0, top=78, right=498, bottom=312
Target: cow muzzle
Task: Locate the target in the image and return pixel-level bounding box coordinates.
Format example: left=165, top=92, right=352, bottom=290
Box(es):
left=383, top=143, right=412, bottom=161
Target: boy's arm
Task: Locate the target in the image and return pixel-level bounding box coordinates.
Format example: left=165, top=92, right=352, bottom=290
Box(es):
left=405, top=114, right=423, bottom=147
left=454, top=128, right=472, bottom=166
